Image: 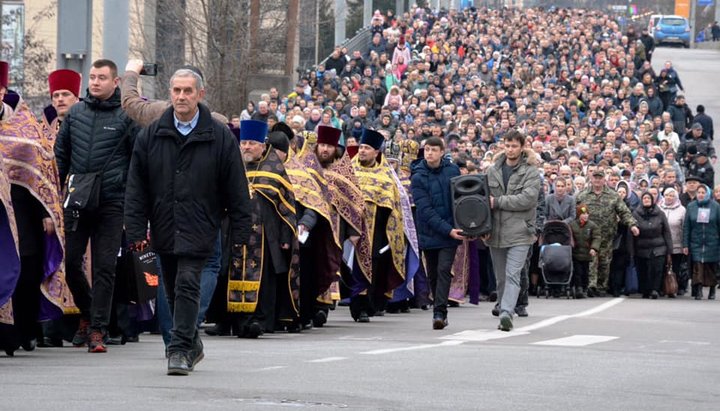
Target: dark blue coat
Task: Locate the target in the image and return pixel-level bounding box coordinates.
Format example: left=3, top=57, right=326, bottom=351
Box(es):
left=411, top=158, right=461, bottom=250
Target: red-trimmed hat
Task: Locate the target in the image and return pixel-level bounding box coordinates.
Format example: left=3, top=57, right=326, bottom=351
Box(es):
left=48, top=69, right=82, bottom=97
left=0, top=61, right=8, bottom=89
left=317, top=125, right=341, bottom=147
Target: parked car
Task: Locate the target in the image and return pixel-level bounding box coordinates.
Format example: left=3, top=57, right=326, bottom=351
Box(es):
left=654, top=15, right=691, bottom=48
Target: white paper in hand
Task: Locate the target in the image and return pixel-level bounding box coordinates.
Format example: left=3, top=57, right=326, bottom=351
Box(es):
left=342, top=240, right=355, bottom=269
left=298, top=230, right=310, bottom=244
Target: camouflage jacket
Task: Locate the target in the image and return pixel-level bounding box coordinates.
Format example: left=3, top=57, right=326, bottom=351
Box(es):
left=576, top=186, right=637, bottom=241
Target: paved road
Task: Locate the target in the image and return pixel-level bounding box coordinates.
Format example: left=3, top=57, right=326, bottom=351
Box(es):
left=3, top=48, right=720, bottom=411
left=2, top=295, right=719, bottom=410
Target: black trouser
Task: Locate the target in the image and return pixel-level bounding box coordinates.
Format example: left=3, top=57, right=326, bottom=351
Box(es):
left=158, top=254, right=207, bottom=354
left=478, top=246, right=496, bottom=296
left=64, top=201, right=124, bottom=332
left=609, top=250, right=630, bottom=294
left=12, top=254, right=44, bottom=342
left=572, top=259, right=590, bottom=289
left=299, top=246, right=319, bottom=324
left=636, top=255, right=665, bottom=296
left=424, top=246, right=457, bottom=317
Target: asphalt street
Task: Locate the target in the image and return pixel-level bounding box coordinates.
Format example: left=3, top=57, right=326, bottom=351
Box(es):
left=2, top=295, right=719, bottom=410
left=2, top=48, right=720, bottom=411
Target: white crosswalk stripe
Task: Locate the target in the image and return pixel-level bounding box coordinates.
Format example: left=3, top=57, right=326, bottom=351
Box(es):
left=531, top=335, right=619, bottom=347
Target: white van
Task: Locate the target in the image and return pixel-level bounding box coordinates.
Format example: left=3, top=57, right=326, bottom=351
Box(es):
left=648, top=14, right=662, bottom=36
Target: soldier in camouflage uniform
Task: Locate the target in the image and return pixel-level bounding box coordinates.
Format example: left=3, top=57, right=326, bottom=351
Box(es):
left=576, top=170, right=639, bottom=296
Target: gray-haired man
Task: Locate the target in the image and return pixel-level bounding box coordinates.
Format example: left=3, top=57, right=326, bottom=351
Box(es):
left=124, top=69, right=251, bottom=375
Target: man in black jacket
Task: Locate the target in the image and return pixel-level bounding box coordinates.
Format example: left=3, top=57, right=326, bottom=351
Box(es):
left=54, top=59, right=139, bottom=353
left=639, top=28, right=655, bottom=62
left=693, top=105, right=714, bottom=140
left=124, top=68, right=251, bottom=375
left=410, top=137, right=463, bottom=330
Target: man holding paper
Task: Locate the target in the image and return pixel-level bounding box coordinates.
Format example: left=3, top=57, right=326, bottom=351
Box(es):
left=277, top=126, right=343, bottom=330
left=232, top=120, right=299, bottom=337
left=313, top=126, right=367, bottom=326
left=349, top=128, right=406, bottom=322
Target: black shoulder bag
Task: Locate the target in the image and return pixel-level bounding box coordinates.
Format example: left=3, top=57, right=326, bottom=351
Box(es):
left=63, top=133, right=127, bottom=212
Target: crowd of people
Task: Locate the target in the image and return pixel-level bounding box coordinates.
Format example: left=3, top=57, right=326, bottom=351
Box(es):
left=0, top=6, right=718, bottom=375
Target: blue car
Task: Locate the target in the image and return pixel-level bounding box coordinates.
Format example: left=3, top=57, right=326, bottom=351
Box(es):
left=654, top=15, right=691, bottom=48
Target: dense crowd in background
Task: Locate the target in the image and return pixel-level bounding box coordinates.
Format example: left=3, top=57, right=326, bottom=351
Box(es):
left=243, top=5, right=718, bottom=302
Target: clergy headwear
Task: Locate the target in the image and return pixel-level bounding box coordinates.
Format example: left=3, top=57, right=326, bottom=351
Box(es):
left=359, top=128, right=384, bottom=151
left=48, top=69, right=82, bottom=97
left=240, top=120, right=268, bottom=143
left=317, top=125, right=342, bottom=147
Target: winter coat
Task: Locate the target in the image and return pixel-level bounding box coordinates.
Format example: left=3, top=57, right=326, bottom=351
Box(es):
left=570, top=219, right=601, bottom=262
left=486, top=150, right=541, bottom=248
left=410, top=157, right=461, bottom=250
left=659, top=201, right=686, bottom=254
left=632, top=205, right=673, bottom=259
left=677, top=133, right=716, bottom=165
left=124, top=104, right=252, bottom=258
left=544, top=194, right=576, bottom=225
left=668, top=103, right=693, bottom=135
left=646, top=95, right=664, bottom=117
left=693, top=112, right=714, bottom=140
left=686, top=159, right=715, bottom=187
left=683, top=198, right=720, bottom=263
left=54, top=87, right=140, bottom=203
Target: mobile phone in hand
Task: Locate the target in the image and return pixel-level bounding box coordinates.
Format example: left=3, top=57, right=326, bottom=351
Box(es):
left=140, top=63, right=158, bottom=76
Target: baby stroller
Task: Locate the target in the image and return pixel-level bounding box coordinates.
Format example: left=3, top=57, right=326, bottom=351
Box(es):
left=537, top=221, right=574, bottom=299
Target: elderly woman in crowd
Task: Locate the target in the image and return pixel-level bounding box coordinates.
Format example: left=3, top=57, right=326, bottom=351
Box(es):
left=683, top=185, right=720, bottom=300
left=659, top=187, right=688, bottom=296
left=633, top=192, right=673, bottom=299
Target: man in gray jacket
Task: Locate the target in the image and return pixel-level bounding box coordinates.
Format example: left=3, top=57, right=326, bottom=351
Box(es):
left=485, top=130, right=541, bottom=332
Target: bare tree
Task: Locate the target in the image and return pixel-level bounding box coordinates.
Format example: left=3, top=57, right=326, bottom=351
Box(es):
left=1, top=2, right=56, bottom=113
left=130, top=0, right=290, bottom=117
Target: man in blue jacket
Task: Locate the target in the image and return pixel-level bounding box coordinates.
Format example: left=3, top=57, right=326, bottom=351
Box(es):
left=411, top=137, right=464, bottom=330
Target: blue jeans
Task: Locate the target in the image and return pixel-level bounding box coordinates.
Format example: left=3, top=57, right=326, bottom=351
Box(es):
left=156, top=231, right=222, bottom=346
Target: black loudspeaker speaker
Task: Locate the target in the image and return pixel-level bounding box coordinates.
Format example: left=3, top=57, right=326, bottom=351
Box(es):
left=451, top=174, right=492, bottom=236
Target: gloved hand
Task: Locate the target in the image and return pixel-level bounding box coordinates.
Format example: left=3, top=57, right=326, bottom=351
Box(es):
left=128, top=240, right=149, bottom=252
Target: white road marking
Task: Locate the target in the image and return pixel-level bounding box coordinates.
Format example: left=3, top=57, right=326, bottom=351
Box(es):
left=359, top=340, right=464, bottom=355
left=440, top=330, right=530, bottom=342
left=532, top=335, right=619, bottom=347
left=443, top=298, right=625, bottom=342
left=252, top=366, right=287, bottom=372
left=306, top=357, right=348, bottom=363
left=570, top=298, right=625, bottom=318
left=658, top=340, right=711, bottom=346
left=337, top=336, right=384, bottom=341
